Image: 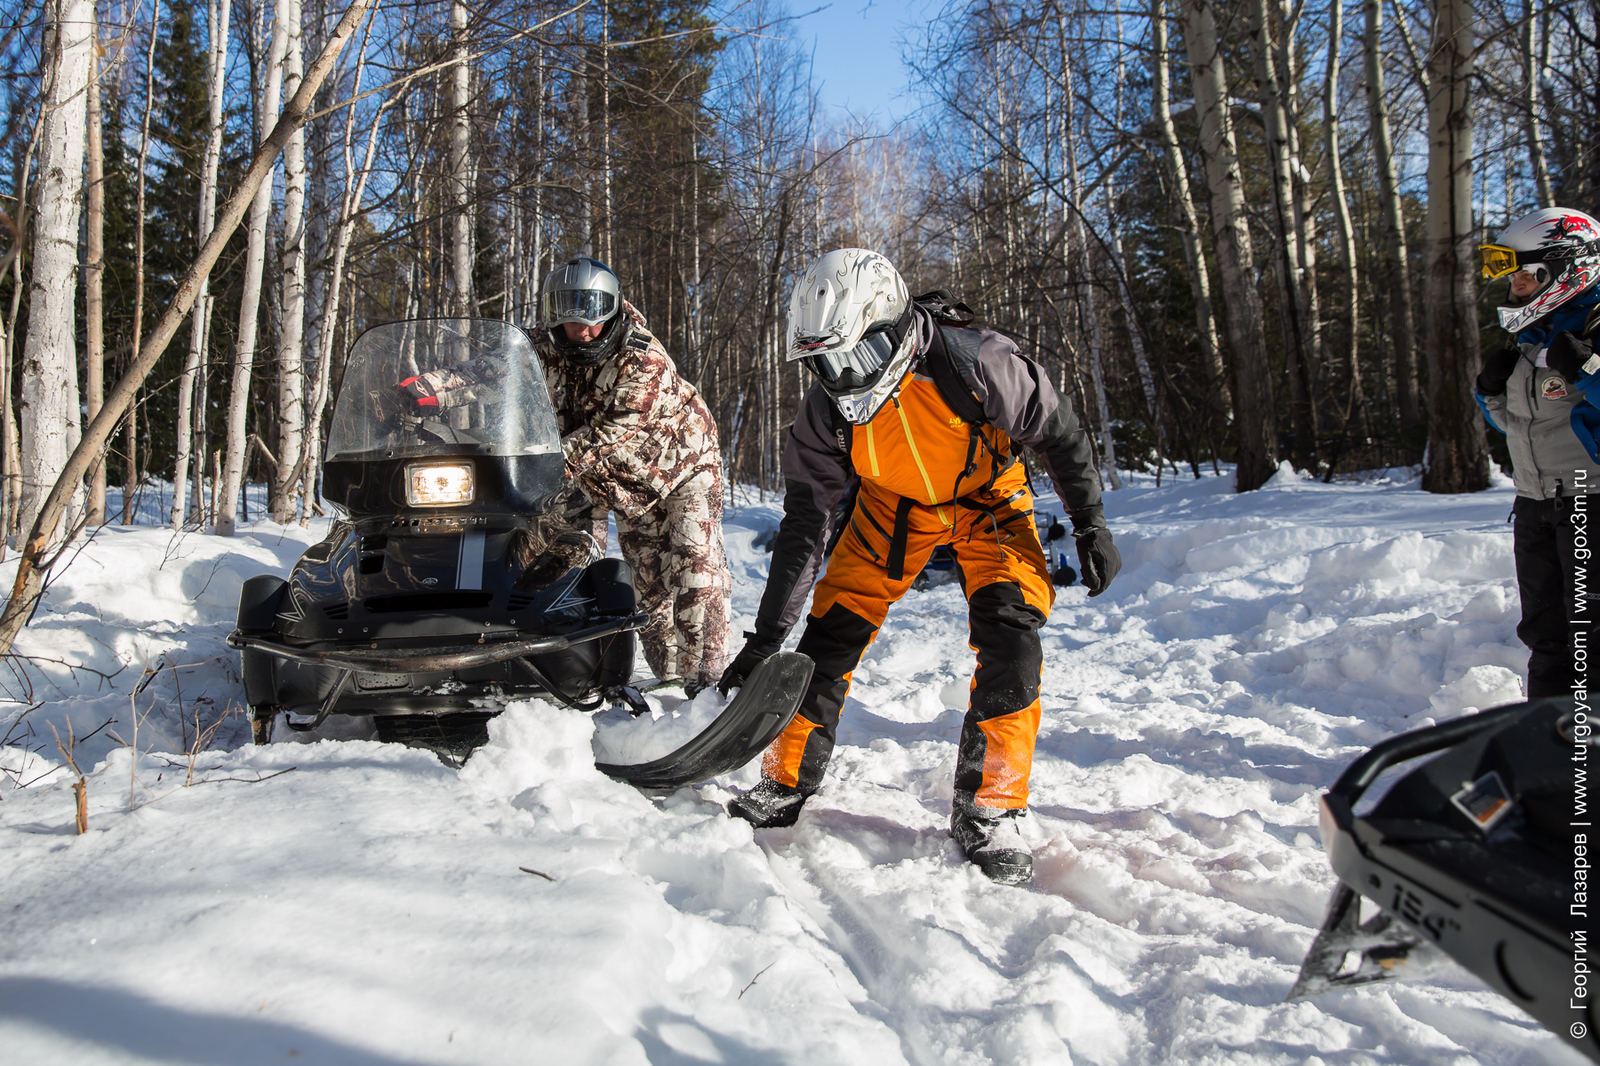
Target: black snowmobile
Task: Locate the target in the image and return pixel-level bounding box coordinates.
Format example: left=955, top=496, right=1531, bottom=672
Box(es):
left=229, top=318, right=810, bottom=783
left=1289, top=697, right=1591, bottom=1061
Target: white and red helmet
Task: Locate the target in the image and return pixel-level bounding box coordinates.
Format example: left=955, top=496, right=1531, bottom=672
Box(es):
left=1482, top=208, right=1600, bottom=332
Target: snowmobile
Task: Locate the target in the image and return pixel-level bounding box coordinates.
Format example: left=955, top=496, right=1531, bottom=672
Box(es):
left=228, top=318, right=810, bottom=784
left=1289, top=696, right=1592, bottom=1061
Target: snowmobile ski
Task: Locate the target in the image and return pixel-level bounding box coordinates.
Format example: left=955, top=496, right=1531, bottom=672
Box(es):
left=595, top=652, right=814, bottom=789
left=1289, top=697, right=1592, bottom=1062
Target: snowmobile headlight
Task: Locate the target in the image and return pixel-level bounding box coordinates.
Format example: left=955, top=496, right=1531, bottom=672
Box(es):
left=406, top=462, right=475, bottom=507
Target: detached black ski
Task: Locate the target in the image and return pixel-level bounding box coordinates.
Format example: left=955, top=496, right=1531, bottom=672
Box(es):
left=595, top=652, right=814, bottom=789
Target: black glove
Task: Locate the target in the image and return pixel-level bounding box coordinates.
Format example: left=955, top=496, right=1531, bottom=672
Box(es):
left=717, top=629, right=783, bottom=696
left=1075, top=527, right=1120, bottom=597
left=1548, top=331, right=1600, bottom=383
left=1476, top=343, right=1521, bottom=396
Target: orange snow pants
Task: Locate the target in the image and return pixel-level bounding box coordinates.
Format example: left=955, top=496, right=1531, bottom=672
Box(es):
left=760, top=465, right=1055, bottom=810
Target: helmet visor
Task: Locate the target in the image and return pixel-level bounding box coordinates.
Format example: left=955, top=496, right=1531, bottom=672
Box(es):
left=1481, top=244, right=1520, bottom=280
left=805, top=328, right=900, bottom=391
left=544, top=287, right=618, bottom=327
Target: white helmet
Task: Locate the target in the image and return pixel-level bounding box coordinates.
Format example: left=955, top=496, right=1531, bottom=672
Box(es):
left=1482, top=208, right=1600, bottom=333
left=786, top=248, right=916, bottom=424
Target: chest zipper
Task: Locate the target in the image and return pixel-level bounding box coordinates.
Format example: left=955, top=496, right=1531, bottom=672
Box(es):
left=893, top=396, right=951, bottom=527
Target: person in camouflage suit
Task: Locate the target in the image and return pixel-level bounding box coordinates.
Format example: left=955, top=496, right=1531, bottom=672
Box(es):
left=387, top=261, right=731, bottom=691
left=535, top=258, right=731, bottom=691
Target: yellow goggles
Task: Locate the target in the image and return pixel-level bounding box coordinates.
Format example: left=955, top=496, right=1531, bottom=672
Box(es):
left=1480, top=244, right=1520, bottom=280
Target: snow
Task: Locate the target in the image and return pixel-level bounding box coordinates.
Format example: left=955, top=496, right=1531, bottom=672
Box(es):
left=0, top=466, right=1583, bottom=1065
left=591, top=685, right=729, bottom=765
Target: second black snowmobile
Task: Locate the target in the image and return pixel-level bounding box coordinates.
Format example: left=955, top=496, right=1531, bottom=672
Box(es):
left=229, top=318, right=810, bottom=784
left=1289, top=697, right=1591, bottom=1061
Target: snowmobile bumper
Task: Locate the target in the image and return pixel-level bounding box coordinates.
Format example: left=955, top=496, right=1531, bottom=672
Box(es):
left=1289, top=698, right=1595, bottom=1062
left=227, top=613, right=647, bottom=673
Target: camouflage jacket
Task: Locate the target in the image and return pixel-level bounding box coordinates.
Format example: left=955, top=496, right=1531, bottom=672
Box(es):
left=533, top=301, right=721, bottom=519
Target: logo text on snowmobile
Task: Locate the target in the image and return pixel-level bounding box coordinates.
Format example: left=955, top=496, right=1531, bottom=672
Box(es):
left=1449, top=771, right=1513, bottom=832
left=546, top=571, right=595, bottom=615
left=1543, top=375, right=1570, bottom=399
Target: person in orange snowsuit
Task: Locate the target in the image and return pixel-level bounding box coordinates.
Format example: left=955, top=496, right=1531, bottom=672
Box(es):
left=718, top=248, right=1119, bottom=885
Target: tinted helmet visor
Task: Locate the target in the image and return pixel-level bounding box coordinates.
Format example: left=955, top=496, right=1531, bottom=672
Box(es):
left=543, top=287, right=618, bottom=328
left=807, top=328, right=900, bottom=392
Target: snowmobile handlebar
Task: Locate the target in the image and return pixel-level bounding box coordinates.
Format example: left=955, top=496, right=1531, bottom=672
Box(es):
left=227, top=612, right=647, bottom=673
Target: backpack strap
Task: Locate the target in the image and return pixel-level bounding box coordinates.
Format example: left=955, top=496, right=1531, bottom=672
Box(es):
left=919, top=315, right=988, bottom=428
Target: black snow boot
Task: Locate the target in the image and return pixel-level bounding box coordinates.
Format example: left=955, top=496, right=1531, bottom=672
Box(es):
left=950, top=803, right=1033, bottom=886
left=728, top=777, right=809, bottom=828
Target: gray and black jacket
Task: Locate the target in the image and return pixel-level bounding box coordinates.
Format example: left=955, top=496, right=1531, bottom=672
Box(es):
left=755, top=306, right=1104, bottom=637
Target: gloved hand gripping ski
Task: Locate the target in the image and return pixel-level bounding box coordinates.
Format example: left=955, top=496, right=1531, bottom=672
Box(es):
left=717, top=629, right=784, bottom=696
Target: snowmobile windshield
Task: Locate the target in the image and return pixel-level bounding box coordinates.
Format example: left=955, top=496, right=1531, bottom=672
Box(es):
left=326, top=319, right=561, bottom=462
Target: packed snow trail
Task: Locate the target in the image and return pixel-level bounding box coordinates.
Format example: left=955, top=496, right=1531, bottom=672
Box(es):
left=0, top=466, right=1584, bottom=1064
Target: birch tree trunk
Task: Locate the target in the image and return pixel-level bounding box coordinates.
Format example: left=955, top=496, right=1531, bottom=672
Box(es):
left=216, top=0, right=288, bottom=536
left=1521, top=0, right=1552, bottom=207
left=1182, top=0, right=1278, bottom=491
left=1150, top=0, right=1227, bottom=433
left=85, top=20, right=105, bottom=527
left=301, top=39, right=388, bottom=523
left=173, top=0, right=231, bottom=528
left=18, top=0, right=92, bottom=543
left=1251, top=0, right=1317, bottom=465
left=1324, top=0, right=1365, bottom=430
left=273, top=0, right=307, bottom=522
left=1421, top=0, right=1488, bottom=493
left=448, top=0, right=473, bottom=316
left=1365, top=0, right=1422, bottom=433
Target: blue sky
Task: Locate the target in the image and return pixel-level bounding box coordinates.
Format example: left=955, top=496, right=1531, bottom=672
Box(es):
left=776, top=0, right=937, bottom=125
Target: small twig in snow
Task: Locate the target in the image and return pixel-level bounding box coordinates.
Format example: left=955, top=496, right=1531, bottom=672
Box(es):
left=738, top=962, right=775, bottom=999
left=518, top=866, right=555, bottom=881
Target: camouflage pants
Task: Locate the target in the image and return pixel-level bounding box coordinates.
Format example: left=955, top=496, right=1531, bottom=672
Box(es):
left=568, top=466, right=731, bottom=687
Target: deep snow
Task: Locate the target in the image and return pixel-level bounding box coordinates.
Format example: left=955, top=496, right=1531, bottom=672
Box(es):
left=0, top=464, right=1583, bottom=1065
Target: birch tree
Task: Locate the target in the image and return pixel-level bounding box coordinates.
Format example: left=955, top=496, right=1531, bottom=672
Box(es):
left=18, top=0, right=93, bottom=542
left=1182, top=0, right=1278, bottom=491
left=171, top=0, right=229, bottom=528
left=1149, top=0, right=1226, bottom=431
left=448, top=0, right=473, bottom=317
left=217, top=0, right=288, bottom=537
left=273, top=0, right=307, bottom=522
left=85, top=19, right=106, bottom=526
left=1324, top=0, right=1363, bottom=430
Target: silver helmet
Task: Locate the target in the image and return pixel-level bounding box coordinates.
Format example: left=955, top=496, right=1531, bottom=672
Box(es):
left=1482, top=208, right=1600, bottom=333
left=785, top=248, right=916, bottom=424
left=541, top=257, right=629, bottom=366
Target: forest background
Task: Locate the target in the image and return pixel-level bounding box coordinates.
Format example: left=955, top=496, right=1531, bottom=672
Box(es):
left=0, top=0, right=1588, bottom=554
